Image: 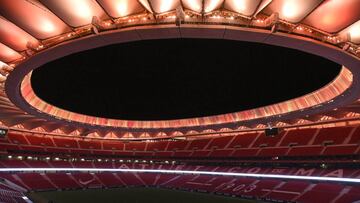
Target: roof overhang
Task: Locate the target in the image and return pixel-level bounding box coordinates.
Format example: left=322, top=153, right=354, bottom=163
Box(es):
left=0, top=0, right=359, bottom=139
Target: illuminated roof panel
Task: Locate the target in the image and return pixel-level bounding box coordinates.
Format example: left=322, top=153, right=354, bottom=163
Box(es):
left=224, top=0, right=262, bottom=16
left=148, top=0, right=180, bottom=14
left=204, top=0, right=224, bottom=13
left=138, top=0, right=153, bottom=13
left=39, top=0, right=108, bottom=27
left=96, top=0, right=145, bottom=18
left=0, top=43, right=22, bottom=62
left=0, top=0, right=70, bottom=39
left=182, top=0, right=203, bottom=13
left=303, top=0, right=360, bottom=33
left=340, top=20, right=360, bottom=44
left=264, top=0, right=323, bottom=23
left=0, top=17, right=39, bottom=51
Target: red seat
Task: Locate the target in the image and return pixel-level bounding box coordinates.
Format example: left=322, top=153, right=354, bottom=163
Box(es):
left=146, top=141, right=168, bottom=151
left=52, top=137, right=78, bottom=148
left=0, top=160, right=28, bottom=168
left=116, top=173, right=144, bottom=186
left=20, top=145, right=45, bottom=152
left=46, top=147, right=69, bottom=153
left=187, top=139, right=211, bottom=150
left=209, top=149, right=233, bottom=157
left=72, top=161, right=93, bottom=168
left=78, top=139, right=101, bottom=150
left=7, top=132, right=28, bottom=145
left=232, top=148, right=259, bottom=157
left=92, top=150, right=113, bottom=155
left=287, top=146, right=324, bottom=156
left=239, top=179, right=282, bottom=197
left=257, top=147, right=289, bottom=157
left=25, top=161, right=50, bottom=168
left=266, top=180, right=310, bottom=201
left=71, top=173, right=102, bottom=188
left=278, top=180, right=310, bottom=192
left=206, top=136, right=233, bottom=149
left=155, top=174, right=180, bottom=186
left=296, top=183, right=344, bottom=203
left=26, top=135, right=54, bottom=147
left=227, top=133, right=258, bottom=148
left=0, top=173, right=30, bottom=190
left=50, top=161, right=73, bottom=168
left=113, top=151, right=133, bottom=156
left=280, top=128, right=317, bottom=146
left=323, top=145, right=358, bottom=156
left=69, top=149, right=90, bottom=155
left=266, top=190, right=299, bottom=202
left=335, top=186, right=360, bottom=203
left=103, top=141, right=124, bottom=150
left=124, top=142, right=146, bottom=151
left=137, top=173, right=157, bottom=186
left=216, top=177, right=256, bottom=195
left=95, top=173, right=124, bottom=187
left=182, top=175, right=219, bottom=191
left=252, top=132, right=284, bottom=147
left=47, top=173, right=81, bottom=189
left=163, top=174, right=194, bottom=188
left=0, top=143, right=20, bottom=151
left=154, top=151, right=173, bottom=157
left=17, top=173, right=55, bottom=190
left=173, top=151, right=192, bottom=157
left=313, top=127, right=353, bottom=145
left=134, top=151, right=153, bottom=157
left=167, top=141, right=189, bottom=151
left=191, top=150, right=210, bottom=157
left=93, top=161, right=113, bottom=168
left=349, top=128, right=360, bottom=144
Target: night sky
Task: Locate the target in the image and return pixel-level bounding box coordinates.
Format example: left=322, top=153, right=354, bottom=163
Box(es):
left=31, top=39, right=341, bottom=120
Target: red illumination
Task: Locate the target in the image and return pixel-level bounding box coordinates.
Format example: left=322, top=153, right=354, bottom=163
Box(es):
left=97, top=0, right=144, bottom=18
left=0, top=0, right=70, bottom=39
left=0, top=43, right=22, bottom=62
left=39, top=0, right=107, bottom=27
left=303, top=0, right=360, bottom=33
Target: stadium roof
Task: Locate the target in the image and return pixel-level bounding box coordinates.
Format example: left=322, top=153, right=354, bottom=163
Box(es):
left=0, top=0, right=359, bottom=139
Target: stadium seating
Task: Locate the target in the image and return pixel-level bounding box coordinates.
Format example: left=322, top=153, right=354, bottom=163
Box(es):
left=52, top=137, right=78, bottom=148
left=0, top=126, right=358, bottom=202
left=265, top=180, right=310, bottom=202
left=1, top=126, right=357, bottom=162
left=16, top=173, right=55, bottom=190
left=0, top=188, right=27, bottom=203
left=46, top=173, right=81, bottom=189
left=26, top=135, right=54, bottom=147
left=0, top=126, right=357, bottom=164
left=295, top=183, right=345, bottom=203
left=206, top=136, right=233, bottom=149
left=146, top=142, right=168, bottom=151
left=0, top=160, right=358, bottom=202
left=312, top=127, right=354, bottom=145
left=279, top=128, right=317, bottom=146
left=167, top=141, right=188, bottom=151
left=227, top=133, right=259, bottom=148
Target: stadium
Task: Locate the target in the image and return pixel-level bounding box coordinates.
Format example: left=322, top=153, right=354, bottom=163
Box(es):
left=0, top=0, right=359, bottom=202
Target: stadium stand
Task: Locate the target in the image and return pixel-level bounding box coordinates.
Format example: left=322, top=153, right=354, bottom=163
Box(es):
left=0, top=125, right=358, bottom=202
left=0, top=160, right=359, bottom=202
left=0, top=127, right=358, bottom=161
